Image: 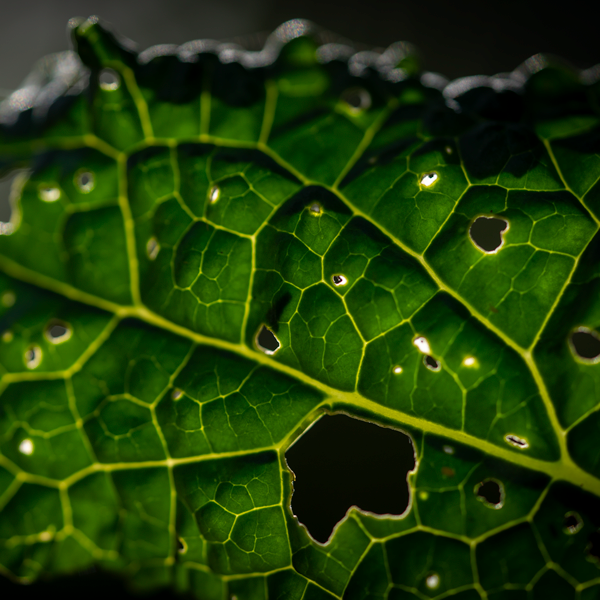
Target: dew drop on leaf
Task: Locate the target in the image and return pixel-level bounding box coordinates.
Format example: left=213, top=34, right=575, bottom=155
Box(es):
left=208, top=185, right=220, bottom=204
left=1, top=290, right=15, bottom=307
left=99, top=68, right=121, bottom=91
left=45, top=320, right=71, bottom=344
left=420, top=172, right=438, bottom=187
left=563, top=511, right=583, bottom=535
left=426, top=573, right=440, bottom=589
left=341, top=87, right=371, bottom=113
left=19, top=438, right=34, bottom=455
left=332, top=274, right=347, bottom=286
left=24, top=345, right=42, bottom=369
left=475, top=479, right=504, bottom=509
left=75, top=171, right=95, bottom=193
left=146, top=237, right=160, bottom=260
left=256, top=325, right=280, bottom=355
left=38, top=186, right=61, bottom=202
left=570, top=327, right=600, bottom=362
left=424, top=355, right=441, bottom=371
left=469, top=216, right=508, bottom=253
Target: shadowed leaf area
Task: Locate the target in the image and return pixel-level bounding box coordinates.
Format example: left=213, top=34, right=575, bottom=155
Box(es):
left=0, top=15, right=600, bottom=600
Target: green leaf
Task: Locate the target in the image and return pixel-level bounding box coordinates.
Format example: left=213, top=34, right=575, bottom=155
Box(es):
left=1, top=16, right=600, bottom=599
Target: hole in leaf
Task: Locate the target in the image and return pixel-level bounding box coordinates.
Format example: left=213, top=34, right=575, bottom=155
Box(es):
left=177, top=537, right=186, bottom=553
left=475, top=479, right=504, bottom=509
left=99, top=68, right=120, bottom=91
left=445, top=145, right=453, bottom=155
left=469, top=216, right=508, bottom=253
left=413, top=336, right=431, bottom=354
left=24, top=345, right=42, bottom=369
left=309, top=202, right=322, bottom=215
left=425, top=573, right=440, bottom=589
left=505, top=434, right=529, bottom=449
left=570, top=328, right=600, bottom=362
left=171, top=389, right=183, bottom=401
left=19, top=438, right=34, bottom=455
left=443, top=445, right=454, bottom=455
left=564, top=511, right=583, bottom=535
left=332, top=274, right=347, bottom=286
left=341, top=87, right=371, bottom=112
left=393, top=365, right=403, bottom=374
left=462, top=356, right=477, bottom=367
left=38, top=186, right=61, bottom=202
left=75, top=171, right=95, bottom=193
left=45, top=320, right=71, bottom=344
left=256, top=325, right=280, bottom=355
left=285, top=414, right=415, bottom=544
left=1, top=290, right=15, bottom=308
left=420, top=172, right=438, bottom=187
left=208, top=185, right=220, bottom=204
left=424, top=355, right=441, bottom=371
left=146, top=237, right=160, bottom=260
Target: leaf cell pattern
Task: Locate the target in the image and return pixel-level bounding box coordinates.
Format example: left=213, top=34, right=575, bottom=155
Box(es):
left=0, top=17, right=600, bottom=599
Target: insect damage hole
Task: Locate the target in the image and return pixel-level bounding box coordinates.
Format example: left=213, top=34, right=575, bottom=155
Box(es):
left=146, top=237, right=160, bottom=260
left=208, top=185, right=220, bottom=204
left=475, top=479, right=504, bottom=509
left=332, top=274, right=347, bottom=286
left=564, top=511, right=583, bottom=535
left=423, top=355, right=441, bottom=372
left=75, top=170, right=95, bottom=193
left=341, top=87, right=371, bottom=113
left=420, top=172, right=438, bottom=187
left=255, top=325, right=280, bottom=355
left=19, top=438, right=34, bottom=455
left=45, top=320, right=72, bottom=344
left=285, top=414, right=416, bottom=544
left=469, top=216, right=509, bottom=253
left=505, top=434, right=529, bottom=449
left=38, top=186, right=61, bottom=202
left=570, top=327, right=600, bottom=362
left=309, top=202, right=322, bottom=215
left=425, top=573, right=440, bottom=590
left=177, top=537, right=187, bottom=554
left=99, top=68, right=121, bottom=91
left=24, top=345, right=42, bottom=369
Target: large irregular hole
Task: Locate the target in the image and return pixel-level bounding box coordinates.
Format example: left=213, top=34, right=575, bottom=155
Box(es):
left=285, top=414, right=415, bottom=544
left=469, top=216, right=508, bottom=253
left=475, top=479, right=504, bottom=509
left=255, top=325, right=280, bottom=355
left=570, top=328, right=600, bottom=362
left=99, top=68, right=121, bottom=91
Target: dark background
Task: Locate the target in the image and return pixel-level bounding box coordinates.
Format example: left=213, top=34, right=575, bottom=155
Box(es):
left=0, top=0, right=597, bottom=597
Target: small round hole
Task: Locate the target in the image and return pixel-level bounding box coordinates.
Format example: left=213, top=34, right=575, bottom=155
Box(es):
left=443, top=445, right=454, bottom=455
left=469, top=216, right=509, bottom=253
left=332, top=274, right=347, bottom=286
left=208, top=185, right=220, bottom=204
left=38, top=186, right=61, bottom=202
left=570, top=327, right=600, bottom=363
left=75, top=171, right=95, bottom=193
left=24, top=345, right=42, bottom=369
left=341, top=87, right=371, bottom=113
left=413, top=336, right=431, bottom=354
left=564, top=511, right=583, bottom=535
left=45, top=320, right=72, bottom=344
left=309, top=202, right=322, bottom=215
left=393, top=365, right=403, bottom=374
left=99, top=68, right=121, bottom=91
left=19, top=438, right=34, bottom=455
left=177, top=537, right=187, bottom=553
left=423, top=355, right=441, bottom=371
left=420, top=172, right=438, bottom=187
left=425, top=573, right=440, bottom=589
left=171, top=389, right=183, bottom=401
left=256, top=325, right=280, bottom=355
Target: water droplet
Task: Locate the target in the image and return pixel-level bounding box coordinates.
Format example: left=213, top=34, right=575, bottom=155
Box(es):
left=38, top=186, right=61, bottom=202
left=413, top=336, right=431, bottom=354
left=1, top=290, right=15, bottom=307
left=475, top=479, right=504, bottom=509
left=171, top=389, right=183, bottom=400
left=425, top=573, right=440, bottom=589
left=570, top=327, right=600, bottom=363
left=469, top=216, right=509, bottom=253
left=19, top=438, right=34, bottom=455
left=147, top=237, right=160, bottom=260
left=75, top=171, right=95, bottom=193
left=420, top=172, right=438, bottom=187
left=309, top=202, right=322, bottom=215
left=505, top=434, right=529, bottom=449
left=424, top=355, right=441, bottom=371
left=564, top=511, right=583, bottom=535
left=393, top=365, right=403, bottom=374
left=332, top=274, right=347, bottom=286
left=2, top=330, right=13, bottom=343
left=45, top=320, right=72, bottom=344
left=256, top=325, right=280, bottom=355
left=341, top=87, right=372, bottom=113
left=208, top=185, right=220, bottom=204
left=99, top=68, right=121, bottom=91
left=462, top=356, right=477, bottom=367
left=443, top=445, right=454, bottom=455
left=24, top=345, right=42, bottom=369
